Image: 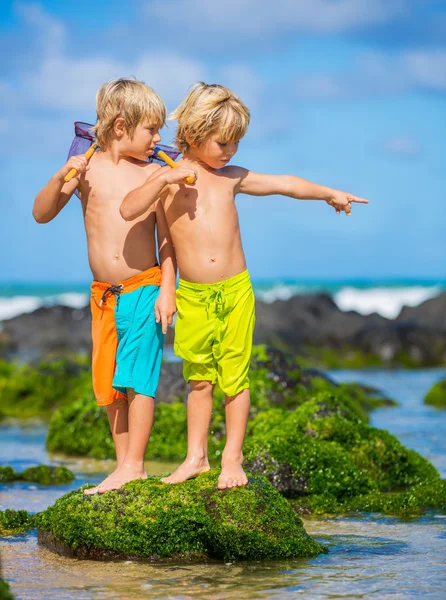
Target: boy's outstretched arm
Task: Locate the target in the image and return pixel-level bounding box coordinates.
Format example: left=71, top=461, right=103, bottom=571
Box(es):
left=154, top=201, right=177, bottom=334
left=234, top=168, right=368, bottom=216
left=33, top=154, right=89, bottom=223
left=120, top=165, right=197, bottom=221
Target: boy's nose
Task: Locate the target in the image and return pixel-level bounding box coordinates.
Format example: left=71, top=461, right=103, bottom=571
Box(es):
left=153, top=132, right=161, bottom=143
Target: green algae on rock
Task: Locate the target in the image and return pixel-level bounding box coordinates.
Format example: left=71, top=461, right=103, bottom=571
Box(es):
left=0, top=576, right=14, bottom=600
left=36, top=471, right=326, bottom=561
left=424, top=378, right=446, bottom=408
left=46, top=346, right=393, bottom=462
left=291, top=480, right=446, bottom=517
left=244, top=391, right=440, bottom=514
left=0, top=358, right=92, bottom=420
left=0, top=465, right=74, bottom=485
left=0, top=554, right=14, bottom=600
left=20, top=465, right=74, bottom=485
left=0, top=509, right=34, bottom=536
left=0, top=468, right=19, bottom=484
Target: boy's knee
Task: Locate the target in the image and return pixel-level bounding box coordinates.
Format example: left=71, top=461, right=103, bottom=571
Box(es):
left=190, top=380, right=214, bottom=393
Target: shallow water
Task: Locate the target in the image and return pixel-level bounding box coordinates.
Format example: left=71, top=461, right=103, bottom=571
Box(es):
left=1, top=368, right=446, bottom=599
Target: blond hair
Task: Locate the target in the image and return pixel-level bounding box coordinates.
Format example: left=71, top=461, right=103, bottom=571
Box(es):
left=92, top=78, right=166, bottom=149
left=171, top=82, right=250, bottom=153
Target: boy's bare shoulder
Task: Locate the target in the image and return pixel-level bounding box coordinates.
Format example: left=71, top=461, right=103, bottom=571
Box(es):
left=220, top=165, right=248, bottom=180
left=220, top=165, right=249, bottom=192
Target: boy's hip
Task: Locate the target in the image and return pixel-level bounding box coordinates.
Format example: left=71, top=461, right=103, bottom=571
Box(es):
left=176, top=269, right=253, bottom=312
left=175, top=270, right=255, bottom=329
left=90, top=265, right=162, bottom=308
left=178, top=269, right=251, bottom=295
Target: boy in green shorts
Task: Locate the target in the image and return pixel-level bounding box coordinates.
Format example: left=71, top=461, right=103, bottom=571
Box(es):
left=121, top=82, right=368, bottom=489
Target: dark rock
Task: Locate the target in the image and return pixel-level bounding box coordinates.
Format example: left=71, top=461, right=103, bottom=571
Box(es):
left=0, top=305, right=92, bottom=360
left=397, top=292, right=446, bottom=331
left=2, top=291, right=445, bottom=366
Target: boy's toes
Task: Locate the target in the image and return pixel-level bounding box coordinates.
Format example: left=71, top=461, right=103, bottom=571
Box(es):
left=84, top=486, right=100, bottom=496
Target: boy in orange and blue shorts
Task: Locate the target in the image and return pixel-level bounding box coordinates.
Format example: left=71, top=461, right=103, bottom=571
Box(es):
left=33, top=78, right=196, bottom=494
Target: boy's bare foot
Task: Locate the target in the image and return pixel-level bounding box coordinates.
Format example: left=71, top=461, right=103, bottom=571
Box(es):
left=218, top=457, right=248, bottom=490
left=161, top=456, right=210, bottom=484
left=84, top=463, right=147, bottom=495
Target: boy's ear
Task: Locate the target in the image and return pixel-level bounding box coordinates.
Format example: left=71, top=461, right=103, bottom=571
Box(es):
left=114, top=117, right=126, bottom=138
left=185, top=134, right=195, bottom=149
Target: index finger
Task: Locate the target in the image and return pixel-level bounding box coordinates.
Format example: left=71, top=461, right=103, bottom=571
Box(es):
left=161, top=313, right=168, bottom=335
left=348, top=195, right=369, bottom=204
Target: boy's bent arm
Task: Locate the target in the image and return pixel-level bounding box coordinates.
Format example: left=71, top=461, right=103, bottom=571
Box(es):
left=33, top=175, right=79, bottom=223
left=120, top=168, right=168, bottom=221
left=33, top=154, right=89, bottom=223
left=235, top=168, right=368, bottom=214
left=121, top=164, right=197, bottom=221
left=154, top=201, right=177, bottom=334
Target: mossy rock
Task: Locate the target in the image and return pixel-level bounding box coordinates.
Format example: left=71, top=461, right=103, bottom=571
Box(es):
left=46, top=346, right=392, bottom=462
left=0, top=467, right=19, bottom=483
left=0, top=509, right=34, bottom=536
left=46, top=397, right=223, bottom=462
left=244, top=346, right=393, bottom=415
left=36, top=471, right=326, bottom=561
left=46, top=396, right=115, bottom=459
left=245, top=391, right=439, bottom=513
left=0, top=578, right=14, bottom=600
left=291, top=480, right=446, bottom=517
left=0, top=358, right=92, bottom=420
left=0, top=465, right=74, bottom=485
left=424, top=378, right=446, bottom=408
left=20, top=465, right=74, bottom=485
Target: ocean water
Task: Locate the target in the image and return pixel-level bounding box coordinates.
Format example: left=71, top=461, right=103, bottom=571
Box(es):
left=0, top=278, right=444, bottom=321
left=1, top=369, right=446, bottom=599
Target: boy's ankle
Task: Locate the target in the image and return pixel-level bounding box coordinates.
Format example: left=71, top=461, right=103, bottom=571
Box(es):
left=120, top=460, right=145, bottom=471
left=185, top=452, right=209, bottom=464
left=221, top=451, right=244, bottom=464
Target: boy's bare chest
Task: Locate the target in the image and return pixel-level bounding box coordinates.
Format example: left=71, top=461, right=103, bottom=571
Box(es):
left=167, top=180, right=237, bottom=224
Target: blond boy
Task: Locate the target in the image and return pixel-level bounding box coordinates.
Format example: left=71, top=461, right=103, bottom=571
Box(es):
left=33, top=78, right=196, bottom=494
left=120, top=82, right=368, bottom=490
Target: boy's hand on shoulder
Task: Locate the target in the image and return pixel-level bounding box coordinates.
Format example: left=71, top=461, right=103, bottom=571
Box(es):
left=163, top=167, right=197, bottom=186
left=56, top=154, right=90, bottom=182
left=325, top=190, right=368, bottom=216
left=155, top=286, right=177, bottom=334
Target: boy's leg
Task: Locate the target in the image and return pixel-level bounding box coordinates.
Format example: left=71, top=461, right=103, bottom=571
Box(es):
left=84, top=398, right=130, bottom=495
left=218, top=388, right=250, bottom=489
left=161, top=380, right=213, bottom=484
left=95, top=390, right=154, bottom=493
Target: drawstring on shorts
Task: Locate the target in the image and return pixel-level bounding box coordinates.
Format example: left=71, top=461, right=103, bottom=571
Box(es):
left=100, top=284, right=124, bottom=307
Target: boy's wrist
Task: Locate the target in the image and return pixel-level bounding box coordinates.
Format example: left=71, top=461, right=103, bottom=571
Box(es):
left=321, top=186, right=335, bottom=202
left=53, top=172, right=66, bottom=185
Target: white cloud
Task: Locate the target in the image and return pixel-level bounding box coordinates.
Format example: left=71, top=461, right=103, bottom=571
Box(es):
left=404, top=50, right=446, bottom=91
left=26, top=53, right=206, bottom=111
left=381, top=136, right=421, bottom=157
left=16, top=1, right=65, bottom=56
left=294, top=49, right=446, bottom=99
left=146, top=0, right=407, bottom=35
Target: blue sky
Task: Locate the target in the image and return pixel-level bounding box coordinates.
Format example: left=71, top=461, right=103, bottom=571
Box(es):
left=1, top=0, right=445, bottom=282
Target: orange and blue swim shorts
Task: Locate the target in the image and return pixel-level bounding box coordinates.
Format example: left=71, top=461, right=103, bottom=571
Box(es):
left=90, top=266, right=164, bottom=406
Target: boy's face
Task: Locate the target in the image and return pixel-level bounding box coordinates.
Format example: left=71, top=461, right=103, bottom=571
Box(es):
left=119, top=119, right=162, bottom=160
left=194, top=133, right=240, bottom=169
